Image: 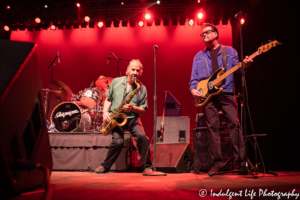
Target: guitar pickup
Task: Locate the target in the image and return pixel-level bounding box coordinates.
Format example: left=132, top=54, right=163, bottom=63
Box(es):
left=208, top=82, right=213, bottom=90
left=198, top=88, right=203, bottom=96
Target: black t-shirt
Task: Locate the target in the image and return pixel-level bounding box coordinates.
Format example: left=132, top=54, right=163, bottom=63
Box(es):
left=209, top=45, right=221, bottom=72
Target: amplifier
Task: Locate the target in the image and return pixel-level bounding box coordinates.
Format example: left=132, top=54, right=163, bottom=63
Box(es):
left=193, top=127, right=233, bottom=171
left=156, top=116, right=189, bottom=143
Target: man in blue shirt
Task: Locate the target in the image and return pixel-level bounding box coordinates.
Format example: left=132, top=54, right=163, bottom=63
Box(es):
left=190, top=23, right=253, bottom=176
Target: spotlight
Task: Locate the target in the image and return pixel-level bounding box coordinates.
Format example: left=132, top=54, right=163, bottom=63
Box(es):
left=163, top=18, right=169, bottom=26
left=76, top=3, right=80, bottom=7
left=98, top=22, right=104, bottom=28
left=188, top=19, right=194, bottom=26
left=35, top=18, right=41, bottom=24
left=122, top=20, right=128, bottom=27
left=44, top=5, right=48, bottom=8
left=145, top=14, right=151, bottom=20
left=7, top=5, right=10, bottom=9
left=50, top=25, right=56, bottom=30
left=138, top=21, right=144, bottom=27
left=84, top=16, right=90, bottom=22
left=113, top=20, right=120, bottom=27
left=130, top=19, right=136, bottom=27
left=121, top=2, right=124, bottom=5
left=105, top=21, right=112, bottom=28
left=197, top=0, right=200, bottom=3
left=198, top=13, right=203, bottom=19
left=157, top=1, right=160, bottom=4
left=4, top=25, right=10, bottom=31
left=240, top=18, right=245, bottom=25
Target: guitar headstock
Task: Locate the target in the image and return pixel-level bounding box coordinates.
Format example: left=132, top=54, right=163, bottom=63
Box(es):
left=257, top=40, right=281, bottom=54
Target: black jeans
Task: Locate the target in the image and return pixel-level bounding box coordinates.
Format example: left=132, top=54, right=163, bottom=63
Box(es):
left=101, top=117, right=152, bottom=171
left=203, top=93, right=245, bottom=168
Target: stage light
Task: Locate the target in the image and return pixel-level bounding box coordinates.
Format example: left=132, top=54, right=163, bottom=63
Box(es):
left=50, top=25, right=56, bottom=30
left=122, top=20, right=128, bottom=27
left=44, top=5, right=48, bottom=8
left=121, top=2, right=124, bottom=5
left=4, top=26, right=10, bottom=31
left=188, top=19, right=194, bottom=26
left=197, top=0, right=200, bottom=3
left=113, top=20, right=120, bottom=27
left=198, top=13, right=203, bottom=19
left=240, top=18, right=245, bottom=24
left=163, top=18, right=169, bottom=26
left=145, top=14, right=151, bottom=20
left=35, top=18, right=41, bottom=24
left=7, top=5, right=10, bottom=9
left=76, top=3, right=80, bottom=7
left=98, top=22, right=104, bottom=28
left=84, top=16, right=90, bottom=22
left=157, top=0, right=160, bottom=4
left=138, top=21, right=144, bottom=27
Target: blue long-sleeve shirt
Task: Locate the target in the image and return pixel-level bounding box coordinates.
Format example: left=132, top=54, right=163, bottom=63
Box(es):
left=189, top=44, right=240, bottom=93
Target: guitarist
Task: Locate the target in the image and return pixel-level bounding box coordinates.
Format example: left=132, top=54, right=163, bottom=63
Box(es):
left=94, top=59, right=152, bottom=174
left=189, top=23, right=253, bottom=176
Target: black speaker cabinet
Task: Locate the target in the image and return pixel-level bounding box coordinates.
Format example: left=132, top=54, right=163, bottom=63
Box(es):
left=156, top=116, right=190, bottom=143
left=0, top=40, right=53, bottom=198
left=150, top=143, right=193, bottom=173
left=193, top=128, right=233, bottom=171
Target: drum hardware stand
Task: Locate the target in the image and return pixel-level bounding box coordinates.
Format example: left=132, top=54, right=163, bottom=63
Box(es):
left=42, top=89, right=61, bottom=115
left=108, top=52, right=130, bottom=77
left=46, top=51, right=60, bottom=119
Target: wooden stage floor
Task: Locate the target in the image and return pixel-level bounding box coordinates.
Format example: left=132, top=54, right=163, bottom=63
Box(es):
left=7, top=171, right=300, bottom=200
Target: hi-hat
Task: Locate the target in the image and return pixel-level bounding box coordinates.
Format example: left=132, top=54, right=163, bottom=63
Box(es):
left=50, top=80, right=73, bottom=101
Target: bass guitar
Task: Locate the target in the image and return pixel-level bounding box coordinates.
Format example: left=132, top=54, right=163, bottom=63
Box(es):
left=194, top=40, right=281, bottom=107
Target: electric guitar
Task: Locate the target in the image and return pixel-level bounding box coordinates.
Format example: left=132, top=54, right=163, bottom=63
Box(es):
left=193, top=40, right=281, bottom=107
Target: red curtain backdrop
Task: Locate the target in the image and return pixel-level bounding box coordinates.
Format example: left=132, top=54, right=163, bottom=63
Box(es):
left=11, top=23, right=232, bottom=139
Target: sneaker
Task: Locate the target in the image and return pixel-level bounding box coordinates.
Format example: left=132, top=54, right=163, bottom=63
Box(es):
left=95, top=165, right=106, bottom=174
left=143, top=167, right=153, bottom=174
left=208, top=166, right=222, bottom=176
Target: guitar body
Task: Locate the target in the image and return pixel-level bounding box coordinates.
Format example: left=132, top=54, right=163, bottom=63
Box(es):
left=194, top=68, right=225, bottom=107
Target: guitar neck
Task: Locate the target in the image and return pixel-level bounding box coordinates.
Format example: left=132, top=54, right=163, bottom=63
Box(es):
left=212, top=51, right=258, bottom=86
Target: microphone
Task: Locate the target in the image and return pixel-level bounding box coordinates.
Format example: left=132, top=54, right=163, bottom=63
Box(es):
left=154, top=45, right=158, bottom=49
left=107, top=52, right=111, bottom=65
left=57, top=51, right=60, bottom=63
left=235, top=11, right=242, bottom=19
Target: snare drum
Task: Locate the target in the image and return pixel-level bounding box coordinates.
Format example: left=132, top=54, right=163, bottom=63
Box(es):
left=80, top=88, right=99, bottom=107
left=51, top=102, right=91, bottom=132
left=88, top=105, right=103, bottom=118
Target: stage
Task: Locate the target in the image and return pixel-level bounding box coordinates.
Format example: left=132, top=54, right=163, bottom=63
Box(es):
left=7, top=171, right=300, bottom=200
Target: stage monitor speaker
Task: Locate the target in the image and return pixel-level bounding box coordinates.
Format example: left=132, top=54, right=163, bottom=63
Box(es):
left=193, top=128, right=233, bottom=171
left=150, top=143, right=193, bottom=173
left=156, top=116, right=189, bottom=143
left=164, top=91, right=181, bottom=116
left=0, top=40, right=53, bottom=198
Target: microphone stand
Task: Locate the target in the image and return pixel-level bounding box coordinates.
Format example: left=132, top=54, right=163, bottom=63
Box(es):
left=143, top=45, right=166, bottom=176
left=216, top=12, right=277, bottom=178
left=46, top=52, right=60, bottom=119
left=108, top=53, right=130, bottom=77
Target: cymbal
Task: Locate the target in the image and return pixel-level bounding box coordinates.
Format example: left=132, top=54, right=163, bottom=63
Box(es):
left=95, top=76, right=113, bottom=89
left=50, top=80, right=73, bottom=101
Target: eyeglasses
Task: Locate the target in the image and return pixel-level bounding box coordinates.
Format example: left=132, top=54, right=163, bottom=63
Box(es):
left=200, top=30, right=215, bottom=37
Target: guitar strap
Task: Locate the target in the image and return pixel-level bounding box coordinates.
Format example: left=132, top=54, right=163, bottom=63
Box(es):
left=222, top=45, right=227, bottom=69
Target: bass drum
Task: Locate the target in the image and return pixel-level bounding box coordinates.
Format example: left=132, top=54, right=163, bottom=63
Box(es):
left=50, top=102, right=91, bottom=132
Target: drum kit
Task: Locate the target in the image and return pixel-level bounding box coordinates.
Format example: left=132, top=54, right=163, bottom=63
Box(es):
left=46, top=76, right=113, bottom=132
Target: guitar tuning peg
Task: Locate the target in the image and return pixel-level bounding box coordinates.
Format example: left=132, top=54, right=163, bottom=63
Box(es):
left=261, top=43, right=263, bottom=46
